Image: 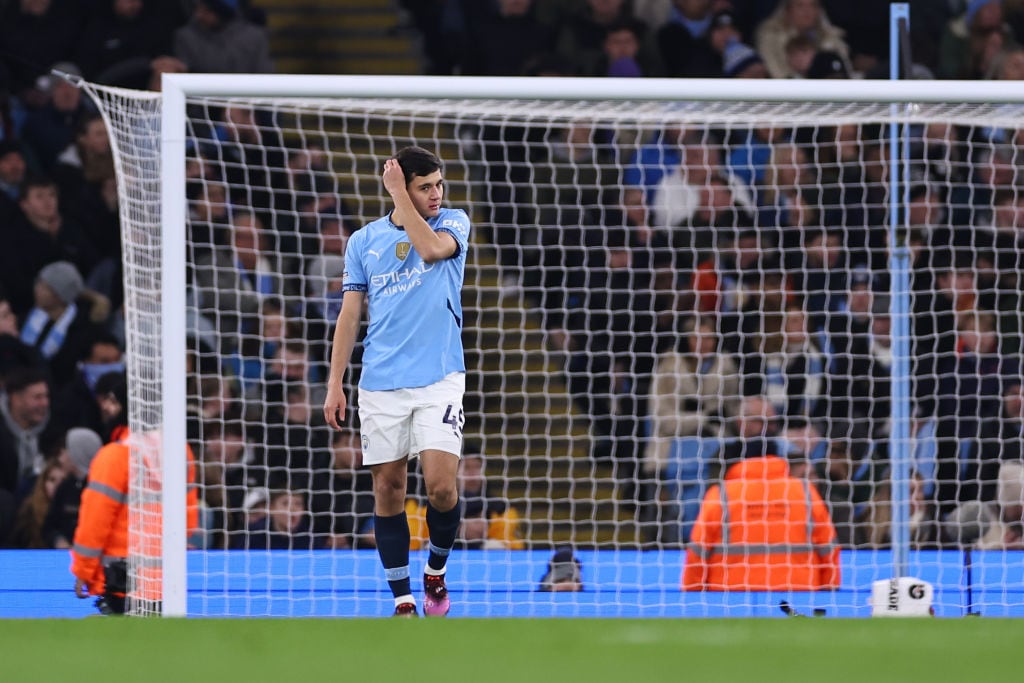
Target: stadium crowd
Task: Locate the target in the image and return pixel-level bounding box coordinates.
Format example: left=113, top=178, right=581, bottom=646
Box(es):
left=1, top=0, right=1023, bottom=556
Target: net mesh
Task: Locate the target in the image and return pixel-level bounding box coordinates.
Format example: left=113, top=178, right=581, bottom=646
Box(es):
left=85, top=81, right=1024, bottom=617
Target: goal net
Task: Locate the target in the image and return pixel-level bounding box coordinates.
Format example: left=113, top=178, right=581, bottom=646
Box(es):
left=84, top=75, right=1024, bottom=617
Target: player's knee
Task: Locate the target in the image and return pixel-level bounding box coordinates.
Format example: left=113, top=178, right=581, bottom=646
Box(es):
left=373, top=475, right=406, bottom=505
left=425, top=481, right=458, bottom=511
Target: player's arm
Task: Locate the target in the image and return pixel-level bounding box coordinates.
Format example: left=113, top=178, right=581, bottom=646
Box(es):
left=405, top=216, right=457, bottom=264
left=323, top=290, right=365, bottom=430
left=383, top=158, right=457, bottom=263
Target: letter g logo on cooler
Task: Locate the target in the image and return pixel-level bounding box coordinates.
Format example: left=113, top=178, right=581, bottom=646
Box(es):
left=871, top=577, right=934, bottom=617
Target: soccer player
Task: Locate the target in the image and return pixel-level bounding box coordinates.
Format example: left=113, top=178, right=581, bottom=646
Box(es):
left=323, top=146, right=469, bottom=617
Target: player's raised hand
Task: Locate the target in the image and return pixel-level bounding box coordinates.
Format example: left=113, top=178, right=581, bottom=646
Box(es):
left=323, top=383, right=348, bottom=430
left=382, top=158, right=406, bottom=198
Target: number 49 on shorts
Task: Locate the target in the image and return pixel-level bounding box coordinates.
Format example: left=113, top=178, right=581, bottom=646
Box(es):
left=442, top=404, right=464, bottom=435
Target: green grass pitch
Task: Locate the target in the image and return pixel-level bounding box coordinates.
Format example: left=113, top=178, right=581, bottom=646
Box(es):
left=4, top=618, right=1021, bottom=682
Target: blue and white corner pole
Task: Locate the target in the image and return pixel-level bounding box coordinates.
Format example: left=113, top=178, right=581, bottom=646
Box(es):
left=888, top=2, right=913, bottom=581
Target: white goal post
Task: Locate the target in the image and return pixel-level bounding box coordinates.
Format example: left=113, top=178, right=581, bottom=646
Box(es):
left=83, top=73, right=1024, bottom=617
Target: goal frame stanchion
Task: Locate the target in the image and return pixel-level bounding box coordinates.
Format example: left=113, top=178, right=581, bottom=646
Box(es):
left=158, top=73, right=1024, bottom=617
left=888, top=1, right=913, bottom=582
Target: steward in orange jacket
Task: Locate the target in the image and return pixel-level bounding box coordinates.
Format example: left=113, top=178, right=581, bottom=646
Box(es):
left=70, top=426, right=199, bottom=613
left=682, top=455, right=840, bottom=591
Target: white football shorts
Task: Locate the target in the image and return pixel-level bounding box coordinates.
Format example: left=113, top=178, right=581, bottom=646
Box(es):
left=357, top=372, right=465, bottom=466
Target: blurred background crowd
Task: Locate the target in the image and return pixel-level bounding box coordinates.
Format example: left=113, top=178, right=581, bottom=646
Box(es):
left=2, top=0, right=1024, bottom=553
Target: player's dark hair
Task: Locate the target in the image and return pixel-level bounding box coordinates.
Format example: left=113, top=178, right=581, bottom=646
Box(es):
left=394, top=146, right=442, bottom=183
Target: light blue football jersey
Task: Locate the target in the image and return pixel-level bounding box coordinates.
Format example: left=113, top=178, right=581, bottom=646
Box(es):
left=342, top=207, right=470, bottom=390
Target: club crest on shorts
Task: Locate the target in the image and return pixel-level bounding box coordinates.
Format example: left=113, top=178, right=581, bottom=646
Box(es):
left=362, top=434, right=370, bottom=451
left=395, top=242, right=411, bottom=260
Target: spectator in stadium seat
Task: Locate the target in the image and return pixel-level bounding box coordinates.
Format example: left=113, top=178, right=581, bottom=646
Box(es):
left=592, top=17, right=663, bottom=77
left=327, top=427, right=375, bottom=549
left=978, top=379, right=1024, bottom=473
left=829, top=288, right=894, bottom=451
left=938, top=0, right=1015, bottom=79
left=784, top=33, right=818, bottom=77
left=48, top=332, right=123, bottom=439
left=805, top=48, right=851, bottom=79
left=0, top=140, right=27, bottom=225
left=41, top=427, right=103, bottom=549
left=51, top=114, right=124, bottom=307
left=739, top=302, right=828, bottom=424
left=754, top=0, right=852, bottom=79
left=562, top=225, right=659, bottom=488
left=51, top=114, right=117, bottom=251
left=19, top=261, right=105, bottom=388
left=10, top=458, right=65, bottom=548
left=557, top=0, right=658, bottom=77
left=949, top=142, right=1016, bottom=234
left=226, top=296, right=288, bottom=395
left=811, top=418, right=883, bottom=547
left=682, top=433, right=840, bottom=590
left=537, top=546, right=584, bottom=592
left=914, top=251, right=984, bottom=424
left=2, top=179, right=99, bottom=319
left=193, top=209, right=279, bottom=353
left=858, top=469, right=941, bottom=549
left=648, top=130, right=755, bottom=250
left=238, top=487, right=323, bottom=550
left=0, top=287, right=47, bottom=384
left=195, top=416, right=249, bottom=549
left=448, top=0, right=555, bottom=76
left=721, top=40, right=768, bottom=78
left=643, top=314, right=739, bottom=479
left=934, top=311, right=1018, bottom=511
left=716, top=395, right=780, bottom=478
left=456, top=451, right=524, bottom=549
left=227, top=208, right=280, bottom=299
left=261, top=380, right=336, bottom=546
left=939, top=380, right=1024, bottom=545
left=691, top=228, right=764, bottom=326
left=212, top=105, right=286, bottom=212
left=0, top=0, right=80, bottom=100
left=814, top=123, right=874, bottom=248
left=280, top=173, right=347, bottom=272
left=975, top=461, right=1024, bottom=549
left=754, top=141, right=815, bottom=249
left=656, top=1, right=727, bottom=78
left=726, top=124, right=789, bottom=197
left=173, top=0, right=273, bottom=74
left=74, top=0, right=176, bottom=82
left=186, top=176, right=231, bottom=255
left=985, top=42, right=1024, bottom=80
left=19, top=62, right=96, bottom=175
left=0, top=366, right=52, bottom=497
left=791, top=228, right=847, bottom=332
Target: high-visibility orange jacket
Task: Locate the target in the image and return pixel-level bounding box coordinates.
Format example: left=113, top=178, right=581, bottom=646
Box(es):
left=682, top=456, right=840, bottom=591
left=70, top=428, right=199, bottom=598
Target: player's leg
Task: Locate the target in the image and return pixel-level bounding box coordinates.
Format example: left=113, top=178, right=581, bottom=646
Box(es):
left=360, top=387, right=417, bottom=616
left=412, top=372, right=466, bottom=616
left=370, top=458, right=415, bottom=615
left=420, top=449, right=460, bottom=616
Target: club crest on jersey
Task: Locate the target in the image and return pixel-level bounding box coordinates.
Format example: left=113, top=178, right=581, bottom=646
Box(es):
left=395, top=242, right=411, bottom=260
